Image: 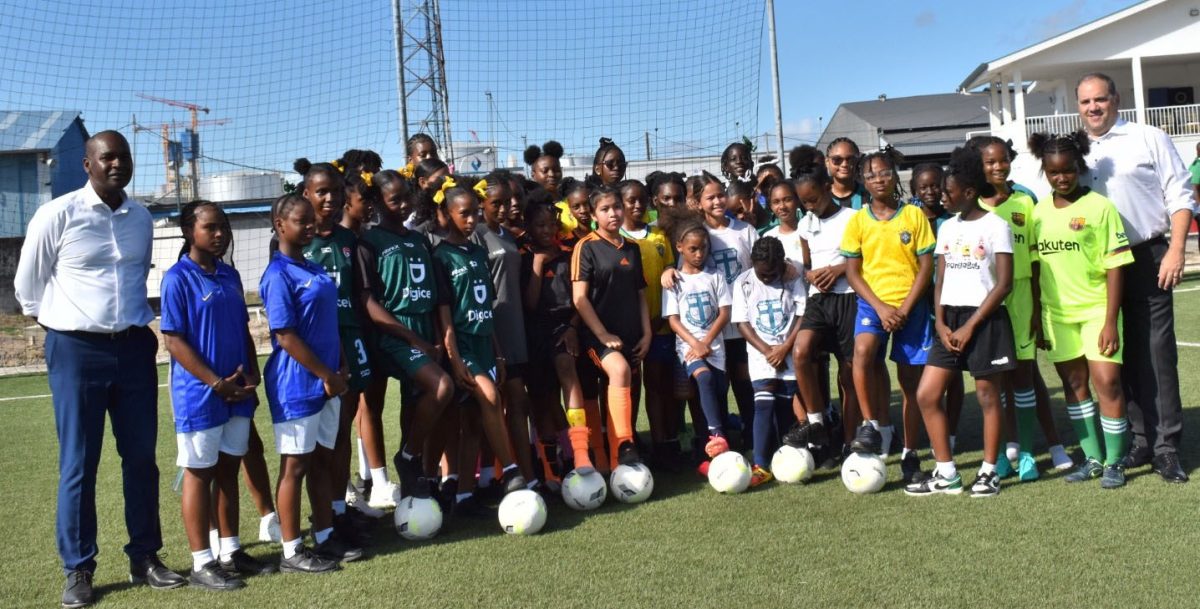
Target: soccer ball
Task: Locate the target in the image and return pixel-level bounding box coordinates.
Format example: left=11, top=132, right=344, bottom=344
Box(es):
left=561, top=468, right=608, bottom=510
left=609, top=463, right=655, bottom=504
left=707, top=451, right=751, bottom=494
left=394, top=496, right=443, bottom=540
left=841, top=452, right=887, bottom=494
left=498, top=490, right=548, bottom=535
left=771, top=445, right=815, bottom=484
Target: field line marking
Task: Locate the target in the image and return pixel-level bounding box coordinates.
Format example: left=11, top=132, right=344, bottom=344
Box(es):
left=0, top=383, right=169, bottom=402
left=1180, top=341, right=1200, bottom=348
left=1175, top=286, right=1200, bottom=294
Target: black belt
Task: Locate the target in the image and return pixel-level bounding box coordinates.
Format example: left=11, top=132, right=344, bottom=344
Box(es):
left=56, top=326, right=145, bottom=340
left=1133, top=235, right=1168, bottom=249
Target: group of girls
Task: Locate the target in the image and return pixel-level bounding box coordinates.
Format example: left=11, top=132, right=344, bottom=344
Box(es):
left=157, top=126, right=1135, bottom=588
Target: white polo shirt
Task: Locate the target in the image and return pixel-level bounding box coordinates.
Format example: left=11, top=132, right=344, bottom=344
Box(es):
left=14, top=183, right=154, bottom=333
left=1085, top=119, right=1197, bottom=246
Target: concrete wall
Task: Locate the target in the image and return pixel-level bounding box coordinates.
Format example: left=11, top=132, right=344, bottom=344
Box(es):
left=0, top=237, right=20, bottom=313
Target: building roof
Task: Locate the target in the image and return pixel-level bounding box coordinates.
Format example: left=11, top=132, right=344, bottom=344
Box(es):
left=0, top=110, right=85, bottom=153
left=837, top=93, right=992, bottom=133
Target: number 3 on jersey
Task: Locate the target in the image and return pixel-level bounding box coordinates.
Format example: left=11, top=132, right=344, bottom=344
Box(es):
left=353, top=338, right=368, bottom=365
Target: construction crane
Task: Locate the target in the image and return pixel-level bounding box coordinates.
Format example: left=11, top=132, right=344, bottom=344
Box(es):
left=132, top=116, right=229, bottom=206
left=136, top=93, right=215, bottom=197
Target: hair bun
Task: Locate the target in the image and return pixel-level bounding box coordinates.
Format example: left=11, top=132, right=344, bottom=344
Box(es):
left=293, top=157, right=312, bottom=176
left=523, top=145, right=542, bottom=166
left=543, top=140, right=564, bottom=159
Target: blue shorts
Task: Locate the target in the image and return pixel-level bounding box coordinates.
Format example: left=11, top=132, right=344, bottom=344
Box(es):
left=645, top=334, right=676, bottom=364
left=854, top=297, right=933, bottom=366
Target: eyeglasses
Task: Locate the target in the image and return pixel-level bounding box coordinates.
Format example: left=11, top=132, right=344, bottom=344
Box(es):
left=862, top=169, right=895, bottom=181
left=828, top=155, right=856, bottom=166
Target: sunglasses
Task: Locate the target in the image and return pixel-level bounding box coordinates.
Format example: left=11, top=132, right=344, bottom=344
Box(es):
left=828, top=155, right=856, bottom=166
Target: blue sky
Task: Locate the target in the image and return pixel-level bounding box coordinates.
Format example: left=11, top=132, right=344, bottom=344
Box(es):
left=0, top=0, right=1136, bottom=196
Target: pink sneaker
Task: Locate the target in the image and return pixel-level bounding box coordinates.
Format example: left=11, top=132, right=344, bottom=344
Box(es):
left=705, top=435, right=730, bottom=458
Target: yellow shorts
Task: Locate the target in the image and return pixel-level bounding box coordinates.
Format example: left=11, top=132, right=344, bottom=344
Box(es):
left=1042, top=311, right=1122, bottom=364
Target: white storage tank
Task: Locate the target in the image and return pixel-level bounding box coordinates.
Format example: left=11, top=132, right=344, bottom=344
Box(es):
left=198, top=171, right=284, bottom=202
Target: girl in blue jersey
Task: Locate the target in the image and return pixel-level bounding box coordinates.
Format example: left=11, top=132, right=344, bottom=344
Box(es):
left=161, top=201, right=270, bottom=590
left=260, top=193, right=352, bottom=574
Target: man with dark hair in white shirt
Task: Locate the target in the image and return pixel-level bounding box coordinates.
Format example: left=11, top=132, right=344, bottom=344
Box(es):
left=1077, top=73, right=1198, bottom=483
left=15, top=130, right=185, bottom=608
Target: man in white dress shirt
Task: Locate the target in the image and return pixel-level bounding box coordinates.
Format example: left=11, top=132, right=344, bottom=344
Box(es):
left=15, top=131, right=184, bottom=608
left=1076, top=74, right=1197, bottom=483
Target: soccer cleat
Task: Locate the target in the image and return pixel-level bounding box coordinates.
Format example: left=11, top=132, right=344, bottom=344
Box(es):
left=849, top=425, right=882, bottom=455
left=279, top=547, right=338, bottom=574
left=696, top=459, right=711, bottom=477
left=1049, top=445, right=1074, bottom=471
left=617, top=440, right=642, bottom=466
left=346, top=482, right=385, bottom=518
left=904, top=471, right=963, bottom=496
left=393, top=452, right=430, bottom=500
left=969, top=471, right=1001, bottom=498
left=1064, top=458, right=1104, bottom=483
left=749, top=465, right=774, bottom=488
left=258, top=513, right=281, bottom=543
left=900, top=451, right=925, bottom=484
left=1100, top=464, right=1126, bottom=489
left=501, top=468, right=527, bottom=495
left=781, top=421, right=810, bottom=448
left=314, top=530, right=363, bottom=563
left=219, top=549, right=277, bottom=576
left=1017, top=452, right=1039, bottom=482
left=994, top=455, right=1015, bottom=479
left=188, top=561, right=245, bottom=591
left=704, top=435, right=730, bottom=458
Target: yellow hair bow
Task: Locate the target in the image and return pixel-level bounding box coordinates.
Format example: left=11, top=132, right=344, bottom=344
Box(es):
left=398, top=163, right=414, bottom=179
left=432, top=176, right=458, bottom=205
left=360, top=171, right=374, bottom=187
left=473, top=179, right=489, bottom=200
left=330, top=159, right=345, bottom=173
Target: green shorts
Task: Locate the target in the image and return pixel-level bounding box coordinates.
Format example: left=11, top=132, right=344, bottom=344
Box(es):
left=1042, top=310, right=1123, bottom=364
left=339, top=325, right=372, bottom=392
left=457, top=332, right=496, bottom=380
left=377, top=313, right=436, bottom=380
left=1006, top=277, right=1036, bottom=361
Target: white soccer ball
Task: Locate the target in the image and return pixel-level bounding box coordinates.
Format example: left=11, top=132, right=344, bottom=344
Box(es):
left=841, top=452, right=887, bottom=494
left=771, top=445, right=815, bottom=484
left=394, top=496, right=443, bottom=540
left=561, top=468, right=608, bottom=511
left=497, top=489, right=548, bottom=535
left=609, top=463, right=655, bottom=504
left=708, top=451, right=751, bottom=494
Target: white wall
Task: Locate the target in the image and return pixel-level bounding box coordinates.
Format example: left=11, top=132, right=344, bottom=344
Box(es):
left=148, top=213, right=274, bottom=299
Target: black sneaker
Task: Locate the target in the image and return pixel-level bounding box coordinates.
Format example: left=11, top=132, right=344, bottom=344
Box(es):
left=781, top=421, right=811, bottom=448
left=188, top=561, right=245, bottom=591
left=969, top=471, right=1001, bottom=498
left=1064, top=457, right=1104, bottom=483
left=1100, top=464, right=1126, bottom=489
left=314, top=531, right=363, bottom=563
left=808, top=421, right=830, bottom=449
left=451, top=493, right=491, bottom=519
left=279, top=546, right=338, bottom=574
left=501, top=467, right=528, bottom=495
left=849, top=425, right=882, bottom=455
left=617, top=440, right=642, bottom=466
left=332, top=512, right=368, bottom=548
left=353, top=473, right=373, bottom=497
left=437, top=477, right=458, bottom=514
left=129, top=554, right=187, bottom=589
left=901, top=451, right=925, bottom=484
left=219, top=549, right=277, bottom=576
left=393, top=450, right=430, bottom=499
left=62, top=569, right=94, bottom=608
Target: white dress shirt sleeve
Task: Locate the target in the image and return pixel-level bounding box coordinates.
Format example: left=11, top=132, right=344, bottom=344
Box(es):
left=13, top=202, right=63, bottom=317
left=1145, top=126, right=1198, bottom=219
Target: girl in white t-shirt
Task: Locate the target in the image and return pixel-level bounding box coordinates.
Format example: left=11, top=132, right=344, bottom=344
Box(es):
left=906, top=146, right=1016, bottom=498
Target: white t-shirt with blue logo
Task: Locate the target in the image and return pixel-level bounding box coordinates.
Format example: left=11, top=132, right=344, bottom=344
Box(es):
left=731, top=268, right=807, bottom=381
left=705, top=217, right=758, bottom=339
left=662, top=268, right=732, bottom=371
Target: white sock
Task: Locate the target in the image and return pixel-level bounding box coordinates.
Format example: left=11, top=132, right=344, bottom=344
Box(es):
left=979, top=461, right=996, bottom=475
left=455, top=492, right=473, bottom=503
left=479, top=466, right=497, bottom=487
left=443, top=474, right=459, bottom=483
left=218, top=536, right=240, bottom=562
left=501, top=463, right=518, bottom=475
left=901, top=447, right=913, bottom=460
left=332, top=500, right=346, bottom=516
left=357, top=438, right=371, bottom=479
left=806, top=412, right=824, bottom=425
left=936, top=461, right=957, bottom=479
left=370, top=467, right=389, bottom=484
left=1006, top=442, right=1020, bottom=463
left=282, top=538, right=302, bottom=559
left=949, top=435, right=957, bottom=453
left=208, top=528, right=219, bottom=554
left=867, top=419, right=881, bottom=431
left=313, top=527, right=333, bottom=545
left=261, top=512, right=277, bottom=528
left=192, top=548, right=214, bottom=571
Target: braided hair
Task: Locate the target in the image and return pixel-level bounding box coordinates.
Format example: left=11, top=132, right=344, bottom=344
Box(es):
left=857, top=145, right=906, bottom=200
left=1028, top=130, right=1091, bottom=174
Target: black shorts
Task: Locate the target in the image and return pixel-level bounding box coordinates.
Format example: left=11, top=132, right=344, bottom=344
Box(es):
left=799, top=292, right=857, bottom=362
left=724, top=337, right=749, bottom=366
left=926, top=306, right=1018, bottom=378
left=526, top=320, right=571, bottom=364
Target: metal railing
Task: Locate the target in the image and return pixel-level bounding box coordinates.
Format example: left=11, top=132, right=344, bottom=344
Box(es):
left=1146, top=103, right=1200, bottom=136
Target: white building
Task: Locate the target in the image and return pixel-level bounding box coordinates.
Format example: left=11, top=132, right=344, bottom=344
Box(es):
left=959, top=0, right=1200, bottom=191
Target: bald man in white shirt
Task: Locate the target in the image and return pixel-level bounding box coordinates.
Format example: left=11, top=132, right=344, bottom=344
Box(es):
left=1077, top=73, right=1198, bottom=483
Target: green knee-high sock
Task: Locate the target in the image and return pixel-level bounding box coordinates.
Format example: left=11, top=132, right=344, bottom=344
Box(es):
left=1100, top=416, right=1129, bottom=466
left=1066, top=399, right=1103, bottom=462
left=1014, top=388, right=1037, bottom=454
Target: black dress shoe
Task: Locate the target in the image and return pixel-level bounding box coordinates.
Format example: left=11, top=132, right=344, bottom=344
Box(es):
left=188, top=561, right=245, bottom=591
left=1120, top=445, right=1152, bottom=469
left=1152, top=453, right=1189, bottom=483
left=129, top=554, right=186, bottom=589
left=220, top=549, right=277, bottom=576
left=314, top=531, right=363, bottom=563
left=62, top=569, right=94, bottom=608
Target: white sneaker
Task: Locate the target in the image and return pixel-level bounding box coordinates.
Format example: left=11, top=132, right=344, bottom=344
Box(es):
left=258, top=513, right=281, bottom=543
left=345, top=482, right=385, bottom=518
left=1049, top=445, right=1074, bottom=471
left=368, top=480, right=399, bottom=510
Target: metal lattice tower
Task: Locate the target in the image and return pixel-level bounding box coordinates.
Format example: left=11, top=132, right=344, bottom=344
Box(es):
left=392, top=0, right=454, bottom=163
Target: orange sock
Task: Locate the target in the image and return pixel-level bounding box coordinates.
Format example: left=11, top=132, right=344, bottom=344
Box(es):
left=582, top=399, right=608, bottom=467
left=608, top=385, right=634, bottom=443
left=606, top=407, right=621, bottom=471
left=566, top=426, right=592, bottom=470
